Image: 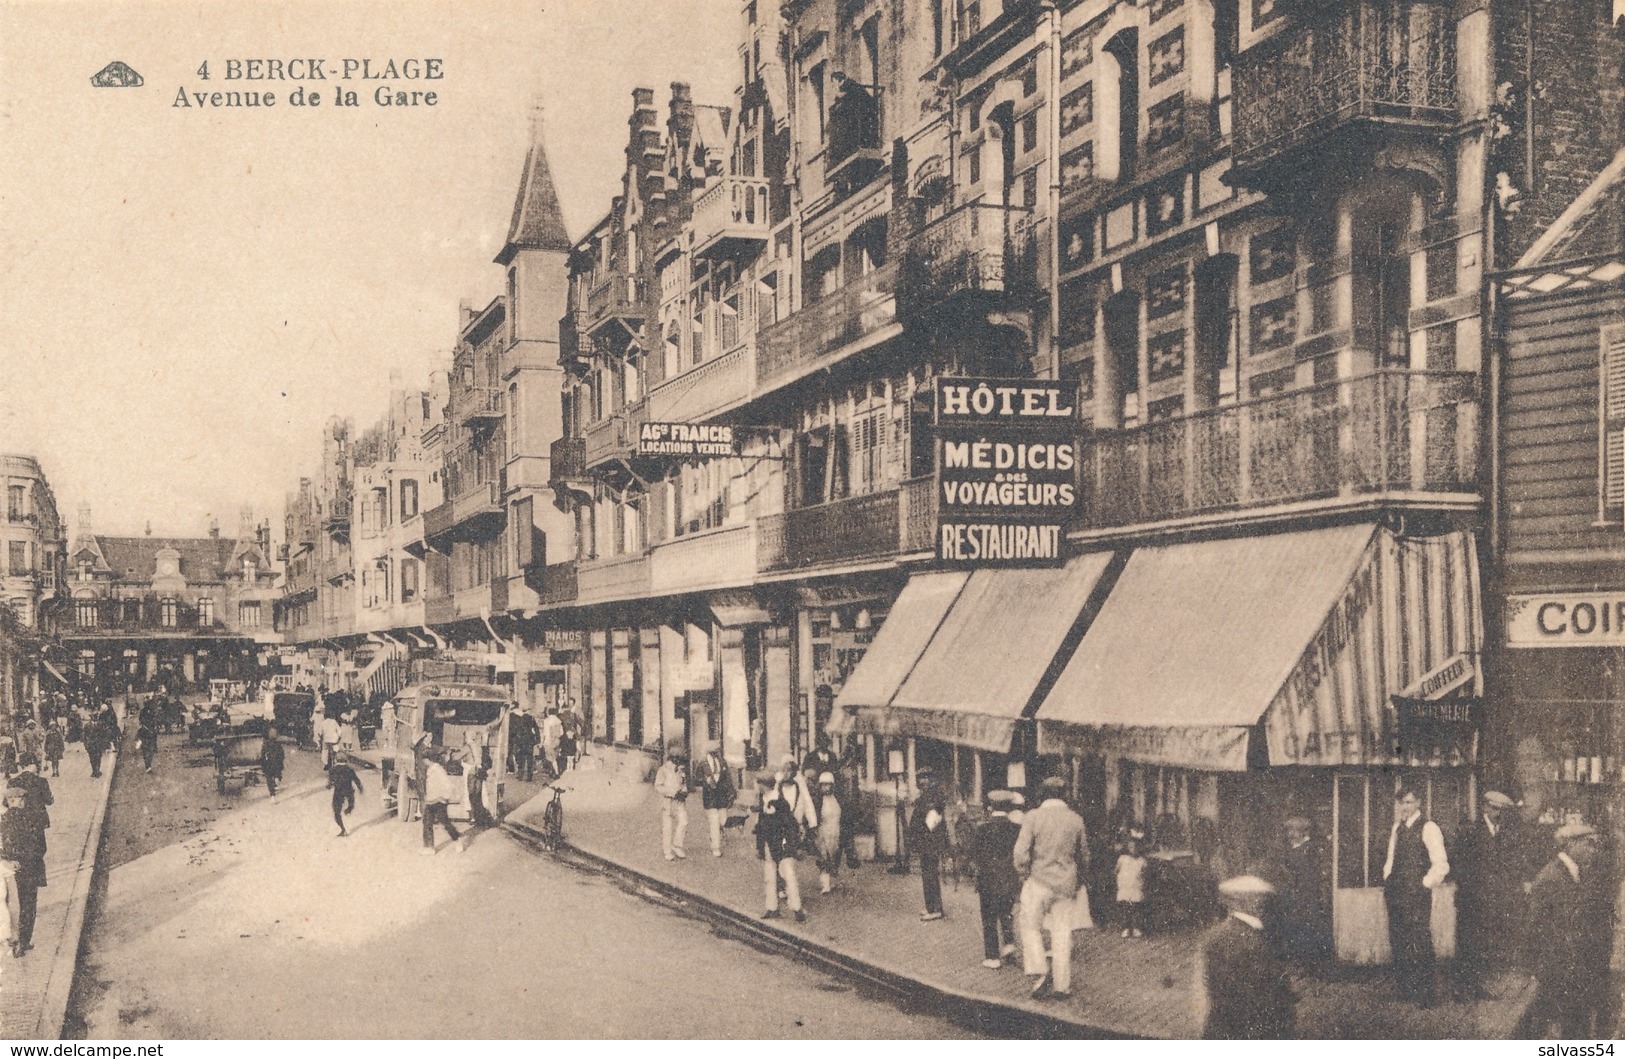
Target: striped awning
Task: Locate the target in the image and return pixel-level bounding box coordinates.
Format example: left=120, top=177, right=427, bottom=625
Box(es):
left=1037, top=524, right=1482, bottom=770
left=831, top=571, right=968, bottom=719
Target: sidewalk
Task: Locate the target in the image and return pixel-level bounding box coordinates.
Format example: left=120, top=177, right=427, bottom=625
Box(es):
left=1, top=743, right=117, bottom=1040
left=509, top=759, right=1535, bottom=1040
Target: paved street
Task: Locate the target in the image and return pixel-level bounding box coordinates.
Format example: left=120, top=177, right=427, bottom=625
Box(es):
left=65, top=731, right=982, bottom=1039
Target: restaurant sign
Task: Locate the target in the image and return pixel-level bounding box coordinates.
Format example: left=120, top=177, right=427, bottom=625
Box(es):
left=636, top=422, right=740, bottom=459
left=934, top=377, right=1078, bottom=566
left=1506, top=592, right=1625, bottom=647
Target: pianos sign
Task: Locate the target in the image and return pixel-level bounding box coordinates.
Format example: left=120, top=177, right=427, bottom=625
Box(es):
left=934, top=378, right=1079, bottom=566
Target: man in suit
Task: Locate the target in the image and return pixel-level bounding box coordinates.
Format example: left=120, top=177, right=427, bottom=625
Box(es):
left=1382, top=787, right=1449, bottom=1005
left=1451, top=790, right=1529, bottom=999
left=1197, top=875, right=1296, bottom=1038
left=972, top=790, right=1024, bottom=969
left=1014, top=775, right=1090, bottom=1000
left=696, top=740, right=734, bottom=858
left=6, top=755, right=52, bottom=836
left=1, top=785, right=46, bottom=957
left=1529, top=821, right=1610, bottom=1037
left=1276, top=815, right=1332, bottom=966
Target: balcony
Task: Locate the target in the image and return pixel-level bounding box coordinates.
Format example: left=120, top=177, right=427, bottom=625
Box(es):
left=900, top=202, right=1038, bottom=317
left=584, top=273, right=647, bottom=340
left=646, top=341, right=756, bottom=425
left=455, top=386, right=504, bottom=430
left=424, top=593, right=457, bottom=626
left=549, top=437, right=588, bottom=489
left=576, top=553, right=652, bottom=606
left=758, top=476, right=936, bottom=574
left=1078, top=370, right=1480, bottom=534
left=692, top=176, right=773, bottom=260
left=1231, top=0, right=1458, bottom=187
left=582, top=400, right=649, bottom=473
left=650, top=523, right=757, bottom=595
left=826, top=82, right=884, bottom=193
left=538, top=559, right=579, bottom=605
left=559, top=310, right=593, bottom=368
left=756, top=261, right=900, bottom=396
left=322, top=497, right=352, bottom=541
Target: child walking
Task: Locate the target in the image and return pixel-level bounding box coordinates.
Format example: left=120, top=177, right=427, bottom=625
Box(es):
left=1116, top=830, right=1148, bottom=938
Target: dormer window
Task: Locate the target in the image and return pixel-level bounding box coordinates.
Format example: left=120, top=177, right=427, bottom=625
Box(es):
left=242, top=557, right=256, bottom=581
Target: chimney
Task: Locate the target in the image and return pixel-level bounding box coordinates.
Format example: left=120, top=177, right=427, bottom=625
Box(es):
left=208, top=517, right=220, bottom=539
left=459, top=298, right=477, bottom=327
left=145, top=520, right=153, bottom=537
left=76, top=503, right=92, bottom=534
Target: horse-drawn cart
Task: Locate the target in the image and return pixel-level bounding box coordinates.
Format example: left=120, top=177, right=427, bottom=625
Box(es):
left=213, top=731, right=265, bottom=794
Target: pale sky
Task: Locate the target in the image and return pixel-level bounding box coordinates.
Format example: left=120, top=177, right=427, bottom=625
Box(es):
left=1, top=0, right=739, bottom=539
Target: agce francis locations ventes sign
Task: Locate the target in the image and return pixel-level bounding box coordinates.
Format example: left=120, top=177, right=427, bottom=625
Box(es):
left=934, top=377, right=1079, bottom=566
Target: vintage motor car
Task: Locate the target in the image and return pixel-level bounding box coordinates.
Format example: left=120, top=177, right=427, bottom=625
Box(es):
left=355, top=681, right=511, bottom=825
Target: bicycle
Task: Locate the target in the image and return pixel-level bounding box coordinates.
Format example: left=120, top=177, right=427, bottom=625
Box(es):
left=539, top=784, right=567, bottom=851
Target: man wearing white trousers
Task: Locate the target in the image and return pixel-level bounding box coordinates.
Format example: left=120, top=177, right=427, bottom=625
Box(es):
left=1014, top=775, right=1091, bottom=1001
left=654, top=753, right=690, bottom=861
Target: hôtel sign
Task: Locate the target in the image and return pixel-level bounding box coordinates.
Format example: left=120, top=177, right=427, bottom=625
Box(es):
left=934, top=378, right=1078, bottom=566
left=1506, top=592, right=1625, bottom=647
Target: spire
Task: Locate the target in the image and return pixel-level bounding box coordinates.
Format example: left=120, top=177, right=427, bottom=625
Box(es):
left=497, top=96, right=572, bottom=264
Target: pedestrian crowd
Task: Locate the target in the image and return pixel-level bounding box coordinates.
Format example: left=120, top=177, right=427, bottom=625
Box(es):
left=634, top=738, right=1619, bottom=1040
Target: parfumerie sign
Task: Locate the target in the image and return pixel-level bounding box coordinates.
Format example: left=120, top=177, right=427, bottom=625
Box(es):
left=934, top=377, right=1078, bottom=566
left=636, top=422, right=740, bottom=458
left=1506, top=592, right=1625, bottom=647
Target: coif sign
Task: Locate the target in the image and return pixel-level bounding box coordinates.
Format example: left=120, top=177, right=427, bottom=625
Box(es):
left=934, top=378, right=1078, bottom=566
left=1506, top=592, right=1625, bottom=647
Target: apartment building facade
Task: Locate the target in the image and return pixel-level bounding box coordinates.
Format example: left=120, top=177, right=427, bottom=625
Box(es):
left=532, top=0, right=1624, bottom=964
left=1, top=454, right=67, bottom=632
left=61, top=508, right=280, bottom=695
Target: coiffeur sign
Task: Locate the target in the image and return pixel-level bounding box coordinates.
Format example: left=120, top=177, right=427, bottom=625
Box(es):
left=1505, top=592, right=1625, bottom=647
left=934, top=377, right=1078, bottom=566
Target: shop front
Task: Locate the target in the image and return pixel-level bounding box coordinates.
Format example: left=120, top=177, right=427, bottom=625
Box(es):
left=1036, top=522, right=1484, bottom=963
left=829, top=554, right=1117, bottom=855
left=1496, top=591, right=1625, bottom=834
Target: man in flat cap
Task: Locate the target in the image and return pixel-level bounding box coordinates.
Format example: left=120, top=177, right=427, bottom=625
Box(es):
left=1014, top=776, right=1089, bottom=1000
left=1197, top=875, right=1296, bottom=1039
left=1529, top=821, right=1609, bottom=1036
left=1451, top=790, right=1529, bottom=999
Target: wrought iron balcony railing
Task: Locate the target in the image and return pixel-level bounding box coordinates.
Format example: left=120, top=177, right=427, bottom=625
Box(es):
left=585, top=273, right=648, bottom=333
left=901, top=202, right=1038, bottom=314
left=691, top=176, right=773, bottom=258
left=549, top=437, right=587, bottom=483
left=454, top=386, right=504, bottom=429
left=1232, top=0, right=1457, bottom=176
left=827, top=82, right=883, bottom=178
left=1078, top=370, right=1479, bottom=531
left=538, top=559, right=578, bottom=605
left=756, top=261, right=899, bottom=395
left=757, top=476, right=936, bottom=573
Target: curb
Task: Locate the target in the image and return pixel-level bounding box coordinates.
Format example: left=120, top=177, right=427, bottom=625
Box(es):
left=502, top=820, right=1126, bottom=1040
left=30, top=744, right=119, bottom=1040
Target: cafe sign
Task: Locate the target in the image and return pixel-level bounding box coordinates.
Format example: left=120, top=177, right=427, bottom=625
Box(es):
left=934, top=377, right=1078, bottom=566
left=1505, top=592, right=1625, bottom=647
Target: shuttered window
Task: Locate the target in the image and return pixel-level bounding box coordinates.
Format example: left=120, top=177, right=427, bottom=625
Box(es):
left=1603, top=325, right=1625, bottom=522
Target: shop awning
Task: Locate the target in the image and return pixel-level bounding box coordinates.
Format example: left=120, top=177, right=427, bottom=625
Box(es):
left=878, top=553, right=1116, bottom=753
left=830, top=571, right=969, bottom=725
left=1036, top=524, right=1483, bottom=770
left=709, top=590, right=772, bottom=627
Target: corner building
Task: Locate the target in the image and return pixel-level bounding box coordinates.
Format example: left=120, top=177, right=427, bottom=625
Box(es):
left=540, top=0, right=1625, bottom=966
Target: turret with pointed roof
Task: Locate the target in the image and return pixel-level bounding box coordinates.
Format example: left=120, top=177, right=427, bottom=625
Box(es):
left=497, top=103, right=572, bottom=265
